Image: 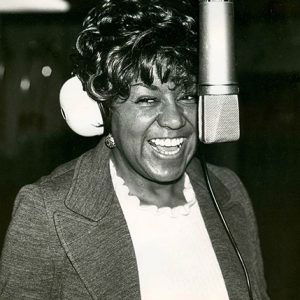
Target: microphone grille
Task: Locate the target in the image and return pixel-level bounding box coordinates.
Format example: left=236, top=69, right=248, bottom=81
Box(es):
left=199, top=95, right=240, bottom=143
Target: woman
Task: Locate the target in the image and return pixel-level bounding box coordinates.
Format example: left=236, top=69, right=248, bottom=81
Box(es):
left=0, top=0, right=269, bottom=299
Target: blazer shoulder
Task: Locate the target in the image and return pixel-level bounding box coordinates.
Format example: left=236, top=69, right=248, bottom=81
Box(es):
left=39, top=157, right=78, bottom=184
left=37, top=146, right=96, bottom=190
left=208, top=164, right=245, bottom=188
left=188, top=157, right=250, bottom=209
left=32, top=153, right=86, bottom=213
left=207, top=163, right=252, bottom=208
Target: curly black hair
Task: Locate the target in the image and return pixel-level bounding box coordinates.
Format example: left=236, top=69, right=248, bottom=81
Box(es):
left=72, top=0, right=198, bottom=127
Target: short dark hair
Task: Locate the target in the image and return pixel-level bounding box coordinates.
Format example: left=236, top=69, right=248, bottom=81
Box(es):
left=72, top=0, right=197, bottom=125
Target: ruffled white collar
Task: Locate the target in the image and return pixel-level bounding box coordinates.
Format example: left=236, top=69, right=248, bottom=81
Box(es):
left=110, top=159, right=197, bottom=218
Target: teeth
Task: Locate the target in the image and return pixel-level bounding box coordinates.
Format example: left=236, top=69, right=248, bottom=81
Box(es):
left=158, top=148, right=180, bottom=155
left=148, top=138, right=185, bottom=156
left=150, top=138, right=184, bottom=147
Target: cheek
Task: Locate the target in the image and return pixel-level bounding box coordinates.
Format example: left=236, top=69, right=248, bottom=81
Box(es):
left=111, top=108, right=154, bottom=147
left=184, top=106, right=198, bottom=131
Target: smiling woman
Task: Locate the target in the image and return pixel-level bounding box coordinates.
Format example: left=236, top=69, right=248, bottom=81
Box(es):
left=111, top=74, right=198, bottom=207
left=0, top=0, right=269, bottom=299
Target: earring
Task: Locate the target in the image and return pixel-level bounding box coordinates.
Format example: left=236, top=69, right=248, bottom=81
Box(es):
left=105, top=133, right=116, bottom=149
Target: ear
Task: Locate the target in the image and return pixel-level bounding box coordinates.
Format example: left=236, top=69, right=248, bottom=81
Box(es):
left=59, top=77, right=104, bottom=137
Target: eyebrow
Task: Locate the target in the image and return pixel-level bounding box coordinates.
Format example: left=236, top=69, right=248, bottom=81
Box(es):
left=131, top=82, right=158, bottom=91
left=131, top=81, right=197, bottom=92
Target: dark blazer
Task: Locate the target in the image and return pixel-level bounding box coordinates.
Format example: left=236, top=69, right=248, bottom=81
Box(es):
left=0, top=139, right=269, bottom=299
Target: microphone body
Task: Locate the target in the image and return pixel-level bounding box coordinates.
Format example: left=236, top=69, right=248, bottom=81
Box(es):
left=198, top=0, right=240, bottom=143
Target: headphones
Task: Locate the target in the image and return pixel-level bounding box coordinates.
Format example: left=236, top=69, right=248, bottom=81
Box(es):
left=59, top=76, right=104, bottom=137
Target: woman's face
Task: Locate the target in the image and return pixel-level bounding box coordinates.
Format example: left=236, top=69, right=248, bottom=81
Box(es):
left=111, top=73, right=198, bottom=183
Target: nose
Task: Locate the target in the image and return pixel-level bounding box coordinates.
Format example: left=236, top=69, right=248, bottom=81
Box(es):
left=157, top=101, right=186, bottom=130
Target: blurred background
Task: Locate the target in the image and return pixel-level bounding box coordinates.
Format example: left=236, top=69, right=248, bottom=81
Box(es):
left=0, top=0, right=299, bottom=299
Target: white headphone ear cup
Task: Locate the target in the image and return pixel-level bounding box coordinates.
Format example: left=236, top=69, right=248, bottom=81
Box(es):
left=59, top=77, right=104, bottom=137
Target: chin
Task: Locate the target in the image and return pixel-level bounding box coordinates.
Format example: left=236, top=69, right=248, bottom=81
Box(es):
left=145, top=166, right=186, bottom=183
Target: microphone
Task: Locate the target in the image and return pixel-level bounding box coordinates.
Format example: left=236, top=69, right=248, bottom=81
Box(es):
left=198, top=0, right=240, bottom=143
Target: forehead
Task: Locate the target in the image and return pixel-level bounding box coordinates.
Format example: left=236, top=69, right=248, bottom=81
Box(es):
left=130, top=75, right=196, bottom=94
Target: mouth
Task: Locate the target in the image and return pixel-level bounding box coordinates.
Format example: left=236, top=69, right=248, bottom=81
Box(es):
left=148, top=137, right=185, bottom=156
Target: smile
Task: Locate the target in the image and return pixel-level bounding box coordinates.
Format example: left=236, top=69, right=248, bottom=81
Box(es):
left=148, top=138, right=185, bottom=156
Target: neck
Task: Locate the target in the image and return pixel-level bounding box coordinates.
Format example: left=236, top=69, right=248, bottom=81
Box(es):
left=110, top=152, right=186, bottom=208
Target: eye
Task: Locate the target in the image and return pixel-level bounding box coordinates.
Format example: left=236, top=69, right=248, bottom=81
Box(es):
left=135, top=96, right=158, bottom=106
left=178, top=94, right=198, bottom=104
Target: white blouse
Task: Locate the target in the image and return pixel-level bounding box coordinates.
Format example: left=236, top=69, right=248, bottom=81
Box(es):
left=110, top=160, right=229, bottom=300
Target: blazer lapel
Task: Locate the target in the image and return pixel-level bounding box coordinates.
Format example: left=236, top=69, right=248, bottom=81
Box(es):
left=187, top=159, right=250, bottom=300
left=54, top=140, right=140, bottom=299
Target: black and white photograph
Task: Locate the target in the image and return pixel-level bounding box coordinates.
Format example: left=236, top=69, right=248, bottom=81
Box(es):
left=0, top=0, right=299, bottom=299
